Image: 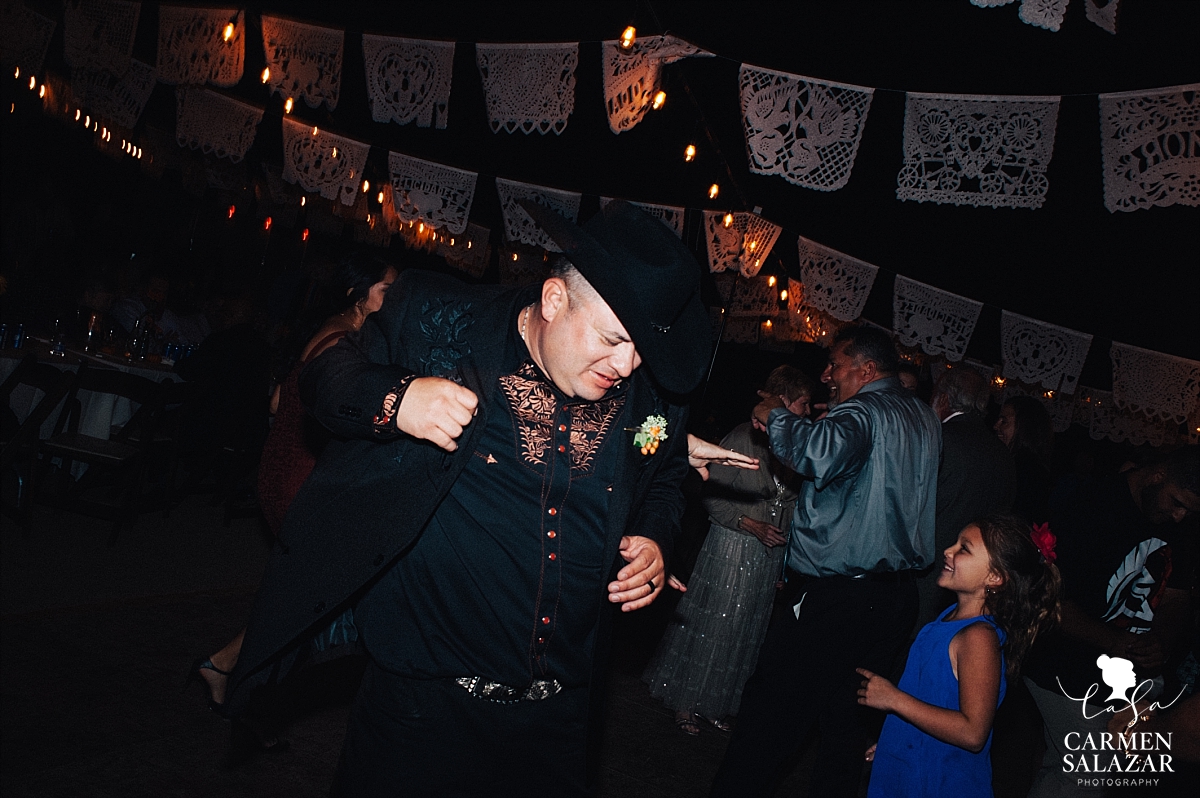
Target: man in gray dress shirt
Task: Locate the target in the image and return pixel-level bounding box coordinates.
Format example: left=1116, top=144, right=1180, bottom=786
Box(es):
left=712, top=325, right=942, bottom=797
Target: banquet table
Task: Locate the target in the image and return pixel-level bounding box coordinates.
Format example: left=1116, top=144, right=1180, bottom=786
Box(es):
left=1, top=339, right=180, bottom=443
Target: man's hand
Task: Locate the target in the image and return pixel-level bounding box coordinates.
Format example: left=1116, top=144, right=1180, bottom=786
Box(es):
left=687, top=433, right=759, bottom=481
left=608, top=536, right=664, bottom=612
left=1125, top=631, right=1168, bottom=671
left=740, top=517, right=788, bottom=548
left=751, top=394, right=785, bottom=429
left=395, top=377, right=478, bottom=451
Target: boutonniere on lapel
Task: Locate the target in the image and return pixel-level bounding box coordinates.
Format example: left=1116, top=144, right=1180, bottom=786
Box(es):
left=631, top=414, right=668, bottom=455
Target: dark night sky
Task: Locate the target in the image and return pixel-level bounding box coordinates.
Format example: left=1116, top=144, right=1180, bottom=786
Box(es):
left=6, top=1, right=1198, bottom=379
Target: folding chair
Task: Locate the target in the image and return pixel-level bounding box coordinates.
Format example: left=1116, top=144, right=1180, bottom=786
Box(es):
left=1, top=354, right=75, bottom=530
left=37, top=361, right=164, bottom=544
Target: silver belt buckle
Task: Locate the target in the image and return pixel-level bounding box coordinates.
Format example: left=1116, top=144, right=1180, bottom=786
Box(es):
left=454, top=676, right=563, bottom=703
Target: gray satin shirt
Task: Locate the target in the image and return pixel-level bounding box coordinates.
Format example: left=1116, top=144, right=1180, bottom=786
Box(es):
left=767, top=376, right=941, bottom=577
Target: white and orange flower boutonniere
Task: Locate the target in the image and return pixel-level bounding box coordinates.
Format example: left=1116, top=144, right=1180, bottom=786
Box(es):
left=632, top=414, right=668, bottom=455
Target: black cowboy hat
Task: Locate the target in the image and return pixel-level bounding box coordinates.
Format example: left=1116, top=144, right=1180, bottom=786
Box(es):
left=521, top=200, right=711, bottom=395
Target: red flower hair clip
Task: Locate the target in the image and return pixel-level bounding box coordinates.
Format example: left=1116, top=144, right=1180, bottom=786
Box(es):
left=1031, top=522, right=1057, bottom=564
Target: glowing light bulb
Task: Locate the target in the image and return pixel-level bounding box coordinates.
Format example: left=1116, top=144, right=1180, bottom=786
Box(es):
left=450, top=238, right=455, bottom=246
left=418, top=222, right=425, bottom=233
left=512, top=253, right=519, bottom=261
left=38, top=85, right=45, bottom=98
left=13, top=67, right=19, bottom=78
left=764, top=319, right=773, bottom=329
left=261, top=67, right=270, bottom=83
left=84, top=115, right=90, bottom=126
left=619, top=26, right=636, bottom=49
left=748, top=240, right=758, bottom=252
left=311, top=126, right=318, bottom=136
left=467, top=241, right=472, bottom=249
left=223, top=22, right=235, bottom=42
left=302, top=228, right=309, bottom=241
left=264, top=216, right=272, bottom=230
left=300, top=196, right=306, bottom=206
left=362, top=180, right=370, bottom=193
left=75, top=109, right=80, bottom=121
left=228, top=205, right=236, bottom=219
left=767, top=275, right=777, bottom=287
left=284, top=97, right=293, bottom=114
left=377, top=190, right=385, bottom=203
left=332, top=147, right=339, bottom=158
left=780, top=290, right=788, bottom=301
left=684, top=144, right=696, bottom=162
left=651, top=90, right=666, bottom=110
left=29, top=76, right=35, bottom=90
left=722, top=213, right=733, bottom=228
left=708, top=183, right=719, bottom=199
left=367, top=213, right=372, bottom=223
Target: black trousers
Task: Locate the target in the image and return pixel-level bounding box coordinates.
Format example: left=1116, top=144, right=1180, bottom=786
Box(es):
left=711, top=573, right=918, bottom=798
left=331, top=662, right=591, bottom=798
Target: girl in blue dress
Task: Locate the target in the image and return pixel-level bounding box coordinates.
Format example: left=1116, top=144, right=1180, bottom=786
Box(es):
left=857, top=513, right=1061, bottom=797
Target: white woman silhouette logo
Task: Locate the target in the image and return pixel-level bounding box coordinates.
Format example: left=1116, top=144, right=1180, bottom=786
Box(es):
left=1096, top=654, right=1137, bottom=703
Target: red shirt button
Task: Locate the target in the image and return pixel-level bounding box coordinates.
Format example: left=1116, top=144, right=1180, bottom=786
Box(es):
left=541, top=616, right=550, bottom=625
left=558, top=424, right=567, bottom=432
left=547, top=530, right=556, bottom=538
left=548, top=553, right=557, bottom=561
left=557, top=444, right=566, bottom=453
left=537, top=637, right=544, bottom=644
left=548, top=508, right=557, bottom=516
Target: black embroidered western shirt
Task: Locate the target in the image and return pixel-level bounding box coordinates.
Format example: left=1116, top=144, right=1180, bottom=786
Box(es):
left=356, top=328, right=629, bottom=689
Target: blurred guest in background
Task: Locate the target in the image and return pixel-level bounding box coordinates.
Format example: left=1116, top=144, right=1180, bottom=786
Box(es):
left=897, top=361, right=921, bottom=394
left=915, top=368, right=1015, bottom=630
left=1023, top=446, right=1200, bottom=797
left=994, top=395, right=1055, bottom=523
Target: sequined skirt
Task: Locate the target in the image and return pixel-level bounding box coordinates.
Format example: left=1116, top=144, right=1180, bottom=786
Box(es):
left=643, top=522, right=784, bottom=720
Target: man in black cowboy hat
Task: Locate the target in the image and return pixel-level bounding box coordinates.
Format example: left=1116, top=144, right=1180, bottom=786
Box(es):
left=223, top=201, right=710, bottom=795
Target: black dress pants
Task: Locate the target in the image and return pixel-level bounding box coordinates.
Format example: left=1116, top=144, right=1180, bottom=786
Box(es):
left=711, top=573, right=917, bottom=797
left=330, top=662, right=591, bottom=797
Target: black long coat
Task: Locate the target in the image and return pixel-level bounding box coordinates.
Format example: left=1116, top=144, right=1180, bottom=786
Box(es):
left=225, top=270, right=690, bottom=717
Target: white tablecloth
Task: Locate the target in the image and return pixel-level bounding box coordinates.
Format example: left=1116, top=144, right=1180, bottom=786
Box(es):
left=2, top=347, right=180, bottom=442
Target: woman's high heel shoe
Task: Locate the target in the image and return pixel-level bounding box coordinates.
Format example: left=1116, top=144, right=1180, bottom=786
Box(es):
left=185, top=657, right=231, bottom=714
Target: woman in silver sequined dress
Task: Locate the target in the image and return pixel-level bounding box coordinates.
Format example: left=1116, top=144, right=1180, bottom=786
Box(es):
left=644, top=366, right=814, bottom=735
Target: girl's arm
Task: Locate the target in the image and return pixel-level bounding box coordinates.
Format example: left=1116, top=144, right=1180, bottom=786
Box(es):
left=856, top=622, right=1001, bottom=753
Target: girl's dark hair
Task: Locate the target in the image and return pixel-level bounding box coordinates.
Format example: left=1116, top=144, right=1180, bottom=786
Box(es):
left=977, top=512, right=1061, bottom=676
left=1003, top=395, right=1055, bottom=468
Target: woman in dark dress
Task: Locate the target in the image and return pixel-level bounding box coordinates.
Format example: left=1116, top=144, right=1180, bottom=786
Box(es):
left=190, top=253, right=396, bottom=712
left=994, top=395, right=1054, bottom=524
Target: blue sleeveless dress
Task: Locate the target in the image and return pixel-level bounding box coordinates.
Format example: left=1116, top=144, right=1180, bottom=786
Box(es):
left=867, top=605, right=1007, bottom=798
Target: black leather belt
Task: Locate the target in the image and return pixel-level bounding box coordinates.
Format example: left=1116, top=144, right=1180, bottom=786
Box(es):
left=849, top=570, right=910, bottom=583
left=785, top=568, right=910, bottom=584
left=454, top=676, right=563, bottom=704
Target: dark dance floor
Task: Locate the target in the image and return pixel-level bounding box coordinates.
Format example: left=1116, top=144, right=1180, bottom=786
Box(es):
left=3, top=497, right=1044, bottom=797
